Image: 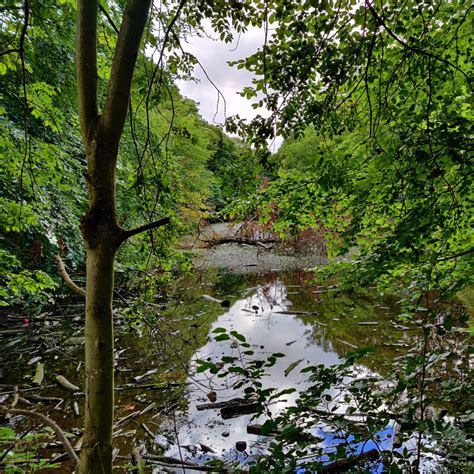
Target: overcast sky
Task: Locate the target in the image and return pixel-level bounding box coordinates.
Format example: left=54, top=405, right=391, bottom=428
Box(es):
left=176, top=23, right=283, bottom=150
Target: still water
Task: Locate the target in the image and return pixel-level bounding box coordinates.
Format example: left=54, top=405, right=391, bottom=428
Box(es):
left=153, top=268, right=418, bottom=470
left=0, top=263, right=423, bottom=472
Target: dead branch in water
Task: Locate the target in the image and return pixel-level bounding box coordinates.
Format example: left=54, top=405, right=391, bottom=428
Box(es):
left=204, top=236, right=279, bottom=248
left=0, top=405, right=79, bottom=466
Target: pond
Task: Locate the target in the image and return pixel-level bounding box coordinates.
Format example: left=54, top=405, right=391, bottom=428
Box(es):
left=151, top=268, right=418, bottom=471
left=0, top=233, right=453, bottom=472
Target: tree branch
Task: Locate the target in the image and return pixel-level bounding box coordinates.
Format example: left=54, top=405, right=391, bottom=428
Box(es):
left=101, top=0, right=152, bottom=143
left=54, top=255, right=86, bottom=298
left=0, top=405, right=79, bottom=467
left=0, top=48, right=20, bottom=57
left=77, top=0, right=99, bottom=142
left=120, top=216, right=170, bottom=243
left=365, top=0, right=472, bottom=88
left=436, top=248, right=473, bottom=262
left=99, top=4, right=119, bottom=34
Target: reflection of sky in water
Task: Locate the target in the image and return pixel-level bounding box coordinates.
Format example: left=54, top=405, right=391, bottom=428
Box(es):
left=162, top=281, right=343, bottom=459
left=158, top=279, right=437, bottom=472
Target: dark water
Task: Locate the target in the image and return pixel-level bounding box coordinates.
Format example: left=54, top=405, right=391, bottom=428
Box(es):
left=0, top=268, right=425, bottom=471
left=152, top=269, right=423, bottom=471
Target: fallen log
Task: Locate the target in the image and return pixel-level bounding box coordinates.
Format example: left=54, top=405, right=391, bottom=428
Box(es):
left=196, top=397, right=260, bottom=418
left=221, top=402, right=259, bottom=419
left=204, top=236, right=279, bottom=247
left=247, top=423, right=280, bottom=436
left=202, top=295, right=230, bottom=307
left=55, top=375, right=80, bottom=392
left=32, top=363, right=44, bottom=386
left=320, top=448, right=379, bottom=472
left=196, top=397, right=248, bottom=411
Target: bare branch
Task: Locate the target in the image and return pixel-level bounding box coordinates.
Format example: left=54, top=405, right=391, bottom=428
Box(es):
left=0, top=47, right=20, bottom=57
left=139, top=0, right=187, bottom=163
left=120, top=216, right=170, bottom=243
left=77, top=0, right=99, bottom=142
left=436, top=248, right=473, bottom=262
left=99, top=4, right=119, bottom=34
left=0, top=405, right=79, bottom=467
left=54, top=255, right=86, bottom=298
left=101, top=0, right=152, bottom=144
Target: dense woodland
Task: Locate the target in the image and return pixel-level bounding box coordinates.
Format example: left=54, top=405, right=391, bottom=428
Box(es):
left=0, top=0, right=472, bottom=473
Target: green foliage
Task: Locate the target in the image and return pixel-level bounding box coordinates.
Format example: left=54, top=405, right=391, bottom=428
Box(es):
left=0, top=257, right=57, bottom=307
left=226, top=0, right=473, bottom=296
left=0, top=1, right=250, bottom=307
left=0, top=426, right=60, bottom=472
left=207, top=131, right=263, bottom=211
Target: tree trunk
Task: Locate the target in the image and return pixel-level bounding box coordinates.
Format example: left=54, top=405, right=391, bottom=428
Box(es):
left=79, top=138, right=120, bottom=473
left=79, top=245, right=116, bottom=473
left=75, top=1, right=158, bottom=471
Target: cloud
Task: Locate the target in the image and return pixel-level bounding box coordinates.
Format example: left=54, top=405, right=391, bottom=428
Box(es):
left=176, top=23, right=282, bottom=150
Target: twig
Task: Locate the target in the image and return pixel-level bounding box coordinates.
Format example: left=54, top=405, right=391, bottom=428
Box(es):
left=365, top=0, right=472, bottom=87
left=132, top=446, right=144, bottom=473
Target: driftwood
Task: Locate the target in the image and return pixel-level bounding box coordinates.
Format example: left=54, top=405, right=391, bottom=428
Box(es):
left=202, top=295, right=230, bottom=307
left=141, top=422, right=155, bottom=439
left=132, top=446, right=144, bottom=473
left=32, top=363, right=44, bottom=386
left=221, top=402, right=259, bottom=419
left=0, top=405, right=79, bottom=466
left=196, top=397, right=248, bottom=411
left=27, top=394, right=63, bottom=404
left=115, top=382, right=184, bottom=391
left=247, top=423, right=280, bottom=436
left=196, top=397, right=259, bottom=419
left=55, top=375, right=80, bottom=391
left=335, top=338, right=358, bottom=349
left=0, top=384, right=55, bottom=396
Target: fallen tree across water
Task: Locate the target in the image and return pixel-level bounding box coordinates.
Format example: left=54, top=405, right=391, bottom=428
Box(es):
left=203, top=236, right=279, bottom=249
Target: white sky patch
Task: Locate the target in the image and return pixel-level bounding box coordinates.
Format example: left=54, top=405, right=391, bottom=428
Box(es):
left=176, top=23, right=283, bottom=150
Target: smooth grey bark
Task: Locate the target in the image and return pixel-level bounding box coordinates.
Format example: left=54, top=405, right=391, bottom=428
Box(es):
left=76, top=1, right=164, bottom=472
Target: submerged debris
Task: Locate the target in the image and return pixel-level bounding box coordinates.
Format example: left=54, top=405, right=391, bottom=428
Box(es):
left=55, top=375, right=80, bottom=392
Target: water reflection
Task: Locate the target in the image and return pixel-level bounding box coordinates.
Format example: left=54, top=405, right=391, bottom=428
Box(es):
left=161, top=271, right=416, bottom=469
